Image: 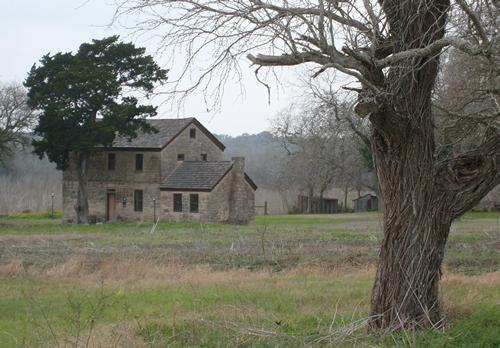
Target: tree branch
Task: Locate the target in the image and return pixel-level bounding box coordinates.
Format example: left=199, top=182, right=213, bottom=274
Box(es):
left=435, top=133, right=500, bottom=218
left=375, top=36, right=481, bottom=68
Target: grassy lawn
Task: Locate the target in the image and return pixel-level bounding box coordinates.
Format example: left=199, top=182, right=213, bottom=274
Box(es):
left=0, top=212, right=499, bottom=347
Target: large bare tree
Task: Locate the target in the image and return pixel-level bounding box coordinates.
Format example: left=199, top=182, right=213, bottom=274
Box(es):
left=0, top=82, right=35, bottom=166
left=115, top=0, right=499, bottom=330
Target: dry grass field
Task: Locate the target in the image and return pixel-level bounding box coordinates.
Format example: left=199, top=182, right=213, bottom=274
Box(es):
left=0, top=212, right=499, bottom=347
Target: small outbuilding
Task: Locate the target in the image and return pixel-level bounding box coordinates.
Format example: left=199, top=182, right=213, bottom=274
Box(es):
left=297, top=195, right=338, bottom=214
left=353, top=194, right=378, bottom=212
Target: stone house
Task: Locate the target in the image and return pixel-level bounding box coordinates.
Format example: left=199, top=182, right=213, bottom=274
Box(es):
left=62, top=118, right=257, bottom=224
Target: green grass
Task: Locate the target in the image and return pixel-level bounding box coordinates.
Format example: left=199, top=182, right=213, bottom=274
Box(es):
left=0, top=271, right=498, bottom=347
left=0, top=212, right=499, bottom=346
left=256, top=212, right=380, bottom=225
left=1, top=210, right=64, bottom=220
left=0, top=218, right=228, bottom=235
left=462, top=211, right=500, bottom=220
left=407, top=305, right=500, bottom=348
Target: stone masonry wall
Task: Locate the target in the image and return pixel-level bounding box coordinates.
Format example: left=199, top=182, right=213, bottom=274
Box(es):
left=228, top=157, right=255, bottom=224
left=160, top=123, right=224, bottom=179
left=159, top=158, right=255, bottom=224
left=160, top=190, right=210, bottom=222
left=63, top=124, right=254, bottom=224
left=63, top=150, right=161, bottom=223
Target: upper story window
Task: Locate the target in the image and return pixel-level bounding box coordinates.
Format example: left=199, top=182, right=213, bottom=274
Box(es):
left=201, top=153, right=207, bottom=161
left=135, top=153, right=143, bottom=171
left=189, top=128, right=196, bottom=138
left=173, top=193, right=183, bottom=212
left=108, top=153, right=116, bottom=170
left=177, top=154, right=185, bottom=161
left=190, top=194, right=199, bottom=213
left=134, top=190, right=143, bottom=212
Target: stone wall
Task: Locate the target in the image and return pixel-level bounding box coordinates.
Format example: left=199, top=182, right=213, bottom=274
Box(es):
left=160, top=123, right=224, bottom=178
left=64, top=180, right=160, bottom=223
left=63, top=125, right=255, bottom=224
left=228, top=157, right=255, bottom=224
left=64, top=150, right=161, bottom=182
left=63, top=150, right=161, bottom=223
left=160, top=190, right=211, bottom=222
left=159, top=158, right=256, bottom=224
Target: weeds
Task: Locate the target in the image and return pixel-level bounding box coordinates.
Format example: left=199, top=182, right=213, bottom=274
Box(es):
left=0, top=213, right=498, bottom=346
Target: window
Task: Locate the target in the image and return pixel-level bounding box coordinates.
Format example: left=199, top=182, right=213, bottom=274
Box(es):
left=135, top=154, right=143, bottom=171
left=173, top=193, right=183, bottom=212
left=190, top=128, right=196, bottom=138
left=201, top=153, right=207, bottom=161
left=108, top=153, right=116, bottom=170
left=190, top=194, right=199, bottom=213
left=134, top=190, right=143, bottom=212
left=177, top=154, right=185, bottom=161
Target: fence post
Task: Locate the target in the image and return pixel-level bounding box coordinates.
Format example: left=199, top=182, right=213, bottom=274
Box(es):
left=51, top=193, right=55, bottom=218
left=153, top=197, right=156, bottom=223
left=264, top=201, right=268, bottom=215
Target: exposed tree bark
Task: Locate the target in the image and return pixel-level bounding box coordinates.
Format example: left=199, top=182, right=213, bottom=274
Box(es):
left=75, top=153, right=90, bottom=224
left=114, top=0, right=500, bottom=331
left=367, top=0, right=499, bottom=330
left=367, top=0, right=450, bottom=330
left=370, top=122, right=451, bottom=329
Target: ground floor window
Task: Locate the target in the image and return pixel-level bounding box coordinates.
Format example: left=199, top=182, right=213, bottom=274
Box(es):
left=190, top=194, right=199, bottom=213
left=173, top=193, right=183, bottom=212
left=134, top=190, right=143, bottom=212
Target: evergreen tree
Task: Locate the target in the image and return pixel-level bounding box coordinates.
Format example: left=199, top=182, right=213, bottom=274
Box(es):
left=25, top=36, right=168, bottom=223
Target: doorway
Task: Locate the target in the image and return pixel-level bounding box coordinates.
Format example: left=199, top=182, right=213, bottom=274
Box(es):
left=106, top=191, right=117, bottom=221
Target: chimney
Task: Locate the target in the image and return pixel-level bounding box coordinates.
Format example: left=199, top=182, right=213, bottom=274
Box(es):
left=229, top=157, right=247, bottom=224
left=231, top=156, right=245, bottom=175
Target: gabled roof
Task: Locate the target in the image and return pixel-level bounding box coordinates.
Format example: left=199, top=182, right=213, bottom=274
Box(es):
left=161, top=161, right=233, bottom=191
left=244, top=173, right=258, bottom=191
left=160, top=161, right=258, bottom=192
left=353, top=194, right=377, bottom=201
left=110, top=118, right=225, bottom=151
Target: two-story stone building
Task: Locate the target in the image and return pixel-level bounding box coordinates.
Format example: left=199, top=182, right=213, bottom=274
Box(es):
left=62, top=118, right=257, bottom=224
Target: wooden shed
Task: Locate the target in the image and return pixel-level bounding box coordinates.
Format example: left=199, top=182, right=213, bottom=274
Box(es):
left=297, top=195, right=338, bottom=214
left=353, top=194, right=378, bottom=212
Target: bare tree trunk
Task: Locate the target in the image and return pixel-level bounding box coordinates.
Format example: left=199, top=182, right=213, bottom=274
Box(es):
left=75, top=153, right=89, bottom=224
left=369, top=125, right=451, bottom=329
left=319, top=190, right=324, bottom=214
left=370, top=205, right=451, bottom=329
left=368, top=0, right=483, bottom=330
left=366, top=0, right=500, bottom=329
left=307, top=187, right=314, bottom=214
left=344, top=185, right=349, bottom=213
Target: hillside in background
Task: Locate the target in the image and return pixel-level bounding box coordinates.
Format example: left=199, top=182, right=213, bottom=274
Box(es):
left=0, top=132, right=286, bottom=214
left=1, top=131, right=498, bottom=215
left=218, top=131, right=285, bottom=189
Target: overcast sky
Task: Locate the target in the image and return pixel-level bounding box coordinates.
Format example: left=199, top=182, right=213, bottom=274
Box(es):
left=1, top=0, right=306, bottom=136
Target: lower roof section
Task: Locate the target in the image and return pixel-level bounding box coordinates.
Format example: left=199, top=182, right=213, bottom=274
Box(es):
left=160, top=160, right=258, bottom=192
left=160, top=161, right=233, bottom=192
